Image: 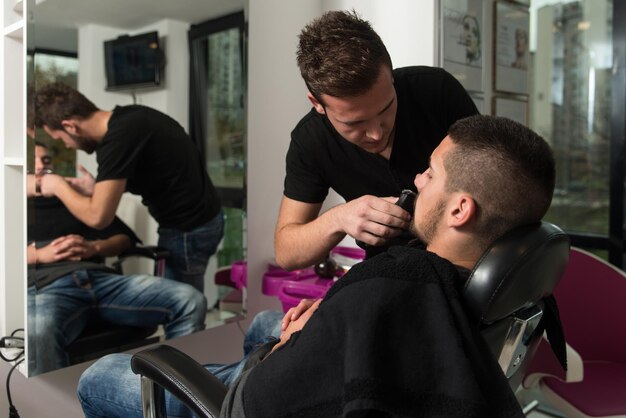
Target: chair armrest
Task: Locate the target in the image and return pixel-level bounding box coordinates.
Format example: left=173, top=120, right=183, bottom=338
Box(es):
left=112, top=246, right=170, bottom=275
left=131, top=345, right=227, bottom=418
left=120, top=246, right=170, bottom=261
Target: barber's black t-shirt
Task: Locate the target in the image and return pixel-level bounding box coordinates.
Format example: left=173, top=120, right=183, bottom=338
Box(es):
left=284, top=66, right=479, bottom=203
left=96, top=105, right=220, bottom=230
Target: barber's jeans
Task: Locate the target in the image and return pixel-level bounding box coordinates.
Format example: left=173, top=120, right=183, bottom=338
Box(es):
left=28, top=269, right=207, bottom=376
left=158, top=210, right=225, bottom=293
left=78, top=310, right=283, bottom=418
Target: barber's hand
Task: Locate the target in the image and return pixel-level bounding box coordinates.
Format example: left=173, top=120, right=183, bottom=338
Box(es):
left=39, top=173, right=67, bottom=197
left=65, top=164, right=96, bottom=196
left=281, top=298, right=320, bottom=331
left=26, top=174, right=39, bottom=197
left=272, top=299, right=322, bottom=354
left=35, top=235, right=95, bottom=263
left=337, top=195, right=411, bottom=246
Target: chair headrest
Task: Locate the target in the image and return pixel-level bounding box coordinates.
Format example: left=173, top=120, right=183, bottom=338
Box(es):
left=463, top=222, right=570, bottom=325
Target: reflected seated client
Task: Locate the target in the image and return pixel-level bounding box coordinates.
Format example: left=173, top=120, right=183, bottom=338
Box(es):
left=26, top=142, right=207, bottom=376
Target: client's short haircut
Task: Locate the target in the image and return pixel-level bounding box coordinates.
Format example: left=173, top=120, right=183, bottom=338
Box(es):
left=444, top=115, right=555, bottom=248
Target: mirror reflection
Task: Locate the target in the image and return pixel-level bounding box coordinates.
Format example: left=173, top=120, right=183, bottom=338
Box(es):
left=27, top=0, right=247, bottom=377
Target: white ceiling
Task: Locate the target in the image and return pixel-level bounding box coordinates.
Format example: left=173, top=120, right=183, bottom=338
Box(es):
left=34, top=0, right=245, bottom=30
left=32, top=0, right=245, bottom=51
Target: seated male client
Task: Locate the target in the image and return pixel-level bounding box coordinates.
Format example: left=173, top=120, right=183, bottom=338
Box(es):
left=78, top=115, right=555, bottom=417
left=27, top=142, right=207, bottom=376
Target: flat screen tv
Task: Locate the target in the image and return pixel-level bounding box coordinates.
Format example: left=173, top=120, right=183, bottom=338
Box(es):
left=104, top=31, right=162, bottom=91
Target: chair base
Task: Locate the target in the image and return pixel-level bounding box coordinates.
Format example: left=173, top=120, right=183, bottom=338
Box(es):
left=540, top=362, right=626, bottom=418
left=523, top=399, right=568, bottom=417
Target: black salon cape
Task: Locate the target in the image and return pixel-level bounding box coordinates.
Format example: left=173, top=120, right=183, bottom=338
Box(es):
left=238, top=246, right=524, bottom=417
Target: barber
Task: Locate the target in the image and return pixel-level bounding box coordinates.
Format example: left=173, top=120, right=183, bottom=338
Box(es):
left=33, top=83, right=223, bottom=292
left=274, top=10, right=478, bottom=270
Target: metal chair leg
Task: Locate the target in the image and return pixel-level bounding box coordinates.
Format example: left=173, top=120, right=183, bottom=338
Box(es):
left=140, top=376, right=167, bottom=418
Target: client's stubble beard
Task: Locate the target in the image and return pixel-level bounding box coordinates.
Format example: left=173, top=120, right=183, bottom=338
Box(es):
left=410, top=197, right=446, bottom=245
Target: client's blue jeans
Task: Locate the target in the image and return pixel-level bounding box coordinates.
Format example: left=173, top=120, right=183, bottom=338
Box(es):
left=28, top=269, right=207, bottom=376
left=158, top=210, right=225, bottom=293
left=78, top=310, right=283, bottom=418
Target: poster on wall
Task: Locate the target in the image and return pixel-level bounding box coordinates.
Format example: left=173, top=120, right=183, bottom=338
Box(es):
left=493, top=96, right=528, bottom=125
left=441, top=0, right=484, bottom=92
left=494, top=1, right=530, bottom=95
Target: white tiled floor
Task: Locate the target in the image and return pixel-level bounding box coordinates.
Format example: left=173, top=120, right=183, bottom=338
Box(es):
left=206, top=306, right=242, bottom=324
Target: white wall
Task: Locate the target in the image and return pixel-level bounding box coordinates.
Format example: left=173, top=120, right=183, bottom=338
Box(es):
left=327, top=0, right=437, bottom=67
left=72, top=0, right=441, bottom=325
left=1, top=1, right=440, bottom=416
left=246, top=0, right=438, bottom=315
left=77, top=19, right=189, bottom=186
left=245, top=0, right=322, bottom=315
left=76, top=19, right=224, bottom=302
left=77, top=22, right=161, bottom=249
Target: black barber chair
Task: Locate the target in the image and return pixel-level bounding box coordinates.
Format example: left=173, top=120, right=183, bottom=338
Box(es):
left=130, top=222, right=570, bottom=418
left=65, top=246, right=169, bottom=365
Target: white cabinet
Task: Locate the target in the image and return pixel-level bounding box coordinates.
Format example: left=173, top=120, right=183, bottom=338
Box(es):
left=1, top=0, right=27, bottom=374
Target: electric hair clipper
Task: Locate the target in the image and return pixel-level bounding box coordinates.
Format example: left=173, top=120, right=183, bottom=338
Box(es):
left=355, top=189, right=417, bottom=251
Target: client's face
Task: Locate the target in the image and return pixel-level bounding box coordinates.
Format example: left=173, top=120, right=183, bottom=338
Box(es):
left=34, top=145, right=53, bottom=176
left=410, top=137, right=453, bottom=243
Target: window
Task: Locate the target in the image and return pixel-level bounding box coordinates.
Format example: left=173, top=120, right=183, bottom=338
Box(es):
left=530, top=0, right=626, bottom=266
left=28, top=49, right=78, bottom=176
left=188, top=11, right=247, bottom=266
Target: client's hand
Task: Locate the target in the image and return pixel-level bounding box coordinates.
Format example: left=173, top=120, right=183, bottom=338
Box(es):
left=35, top=234, right=98, bottom=264
left=65, top=164, right=96, bottom=196
left=26, top=174, right=38, bottom=197
left=271, top=299, right=322, bottom=354
left=281, top=298, right=320, bottom=331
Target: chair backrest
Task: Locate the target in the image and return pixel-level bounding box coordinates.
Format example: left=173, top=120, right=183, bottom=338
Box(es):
left=463, top=222, right=571, bottom=385
left=552, top=247, right=626, bottom=363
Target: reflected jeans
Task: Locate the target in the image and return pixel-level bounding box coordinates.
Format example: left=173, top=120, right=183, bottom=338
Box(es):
left=78, top=310, right=284, bottom=418
left=28, top=269, right=207, bottom=376
left=158, top=210, right=225, bottom=293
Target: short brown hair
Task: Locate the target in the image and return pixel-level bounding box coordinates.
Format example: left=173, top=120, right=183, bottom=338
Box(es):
left=34, top=82, right=98, bottom=130
left=296, top=10, right=392, bottom=102
left=444, top=115, right=555, bottom=248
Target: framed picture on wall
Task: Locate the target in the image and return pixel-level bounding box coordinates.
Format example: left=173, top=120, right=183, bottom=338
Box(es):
left=493, top=1, right=530, bottom=95
left=492, top=96, right=528, bottom=125
left=441, top=0, right=484, bottom=93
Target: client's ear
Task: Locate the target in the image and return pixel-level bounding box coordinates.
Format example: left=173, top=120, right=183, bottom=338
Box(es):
left=447, top=194, right=476, bottom=227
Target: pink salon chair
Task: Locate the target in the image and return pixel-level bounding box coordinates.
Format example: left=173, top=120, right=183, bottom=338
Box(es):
left=214, top=260, right=246, bottom=312
left=522, top=247, right=626, bottom=417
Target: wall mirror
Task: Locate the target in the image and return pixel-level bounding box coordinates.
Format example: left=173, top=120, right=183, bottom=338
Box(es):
left=27, top=0, right=247, bottom=377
